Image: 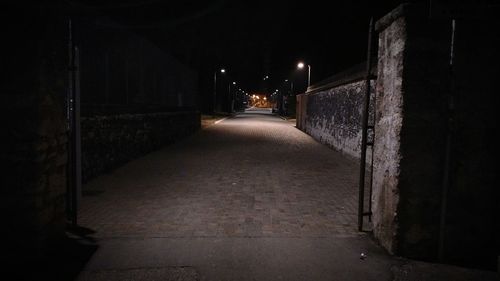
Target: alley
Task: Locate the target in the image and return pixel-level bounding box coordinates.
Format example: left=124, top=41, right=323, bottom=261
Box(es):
left=6, top=4, right=499, bottom=280
left=77, top=108, right=393, bottom=280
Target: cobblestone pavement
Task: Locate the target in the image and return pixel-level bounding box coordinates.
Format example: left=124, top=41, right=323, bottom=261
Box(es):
left=80, top=108, right=360, bottom=239
left=76, top=108, right=499, bottom=281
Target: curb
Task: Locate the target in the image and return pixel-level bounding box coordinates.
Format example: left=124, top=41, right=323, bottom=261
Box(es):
left=214, top=116, right=229, bottom=124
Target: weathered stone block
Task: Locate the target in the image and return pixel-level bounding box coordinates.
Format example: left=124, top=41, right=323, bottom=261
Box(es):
left=372, top=4, right=498, bottom=270
left=1, top=5, right=68, bottom=260
left=372, top=14, right=406, bottom=254
left=300, top=75, right=375, bottom=160
left=81, top=111, right=200, bottom=182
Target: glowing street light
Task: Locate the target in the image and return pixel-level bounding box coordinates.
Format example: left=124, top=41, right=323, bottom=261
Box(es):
left=297, top=61, right=311, bottom=87
left=213, top=68, right=226, bottom=114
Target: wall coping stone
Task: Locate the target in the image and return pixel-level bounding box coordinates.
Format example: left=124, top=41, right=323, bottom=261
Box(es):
left=375, top=4, right=408, bottom=32
left=304, top=61, right=377, bottom=96
left=375, top=4, right=431, bottom=32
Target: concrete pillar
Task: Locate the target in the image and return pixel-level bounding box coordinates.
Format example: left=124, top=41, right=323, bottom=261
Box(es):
left=372, top=3, right=499, bottom=269
left=372, top=4, right=451, bottom=259
left=1, top=5, right=68, bottom=260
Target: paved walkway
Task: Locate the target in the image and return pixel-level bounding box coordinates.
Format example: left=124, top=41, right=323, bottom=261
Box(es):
left=75, top=108, right=498, bottom=280
left=80, top=108, right=360, bottom=239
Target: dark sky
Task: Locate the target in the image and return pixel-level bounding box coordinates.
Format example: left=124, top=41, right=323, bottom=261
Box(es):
left=75, top=0, right=407, bottom=92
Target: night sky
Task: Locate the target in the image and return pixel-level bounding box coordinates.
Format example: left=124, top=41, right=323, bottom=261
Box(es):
left=72, top=0, right=408, bottom=92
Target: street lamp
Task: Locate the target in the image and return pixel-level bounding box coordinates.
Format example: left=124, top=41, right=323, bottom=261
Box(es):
left=297, top=61, right=311, bottom=88
left=228, top=81, right=237, bottom=113
left=285, top=79, right=294, bottom=95
left=229, top=81, right=236, bottom=94
left=213, top=68, right=226, bottom=114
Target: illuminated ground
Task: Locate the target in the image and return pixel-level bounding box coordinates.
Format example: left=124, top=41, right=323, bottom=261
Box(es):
left=76, top=108, right=497, bottom=280
left=80, top=107, right=360, bottom=238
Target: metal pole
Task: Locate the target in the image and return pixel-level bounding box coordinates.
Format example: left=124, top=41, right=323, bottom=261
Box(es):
left=438, top=18, right=456, bottom=263
left=73, top=45, right=81, bottom=227
left=228, top=83, right=231, bottom=113
left=307, top=65, right=311, bottom=88
left=67, top=18, right=81, bottom=227
left=125, top=58, right=129, bottom=104
left=358, top=17, right=374, bottom=232
left=213, top=71, right=217, bottom=115
left=66, top=18, right=74, bottom=226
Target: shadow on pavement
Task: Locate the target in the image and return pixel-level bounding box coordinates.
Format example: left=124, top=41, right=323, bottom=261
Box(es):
left=5, top=225, right=98, bottom=281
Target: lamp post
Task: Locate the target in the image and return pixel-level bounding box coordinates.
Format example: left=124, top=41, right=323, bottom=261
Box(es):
left=297, top=62, right=311, bottom=88
left=229, top=81, right=236, bottom=113
left=213, top=68, right=225, bottom=114
left=285, top=79, right=294, bottom=95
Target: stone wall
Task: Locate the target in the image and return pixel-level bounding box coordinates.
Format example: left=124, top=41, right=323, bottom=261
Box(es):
left=304, top=80, right=375, bottom=159
left=1, top=5, right=68, bottom=258
left=371, top=14, right=407, bottom=255
left=373, top=3, right=499, bottom=269
left=73, top=15, right=201, bottom=183
left=297, top=3, right=499, bottom=270
left=81, top=111, right=200, bottom=182
left=441, top=14, right=499, bottom=270
left=296, top=64, right=375, bottom=160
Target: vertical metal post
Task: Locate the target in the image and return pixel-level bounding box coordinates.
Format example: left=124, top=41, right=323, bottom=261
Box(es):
left=307, top=65, right=311, bottom=88
left=125, top=57, right=129, bottom=104
left=438, top=18, right=456, bottom=263
left=73, top=46, right=81, bottom=226
left=104, top=52, right=109, bottom=104
left=368, top=136, right=375, bottom=222
left=228, top=83, right=231, bottom=113
left=213, top=71, right=217, bottom=115
left=67, top=18, right=81, bottom=227
left=358, top=17, right=374, bottom=232
left=66, top=18, right=73, bottom=224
